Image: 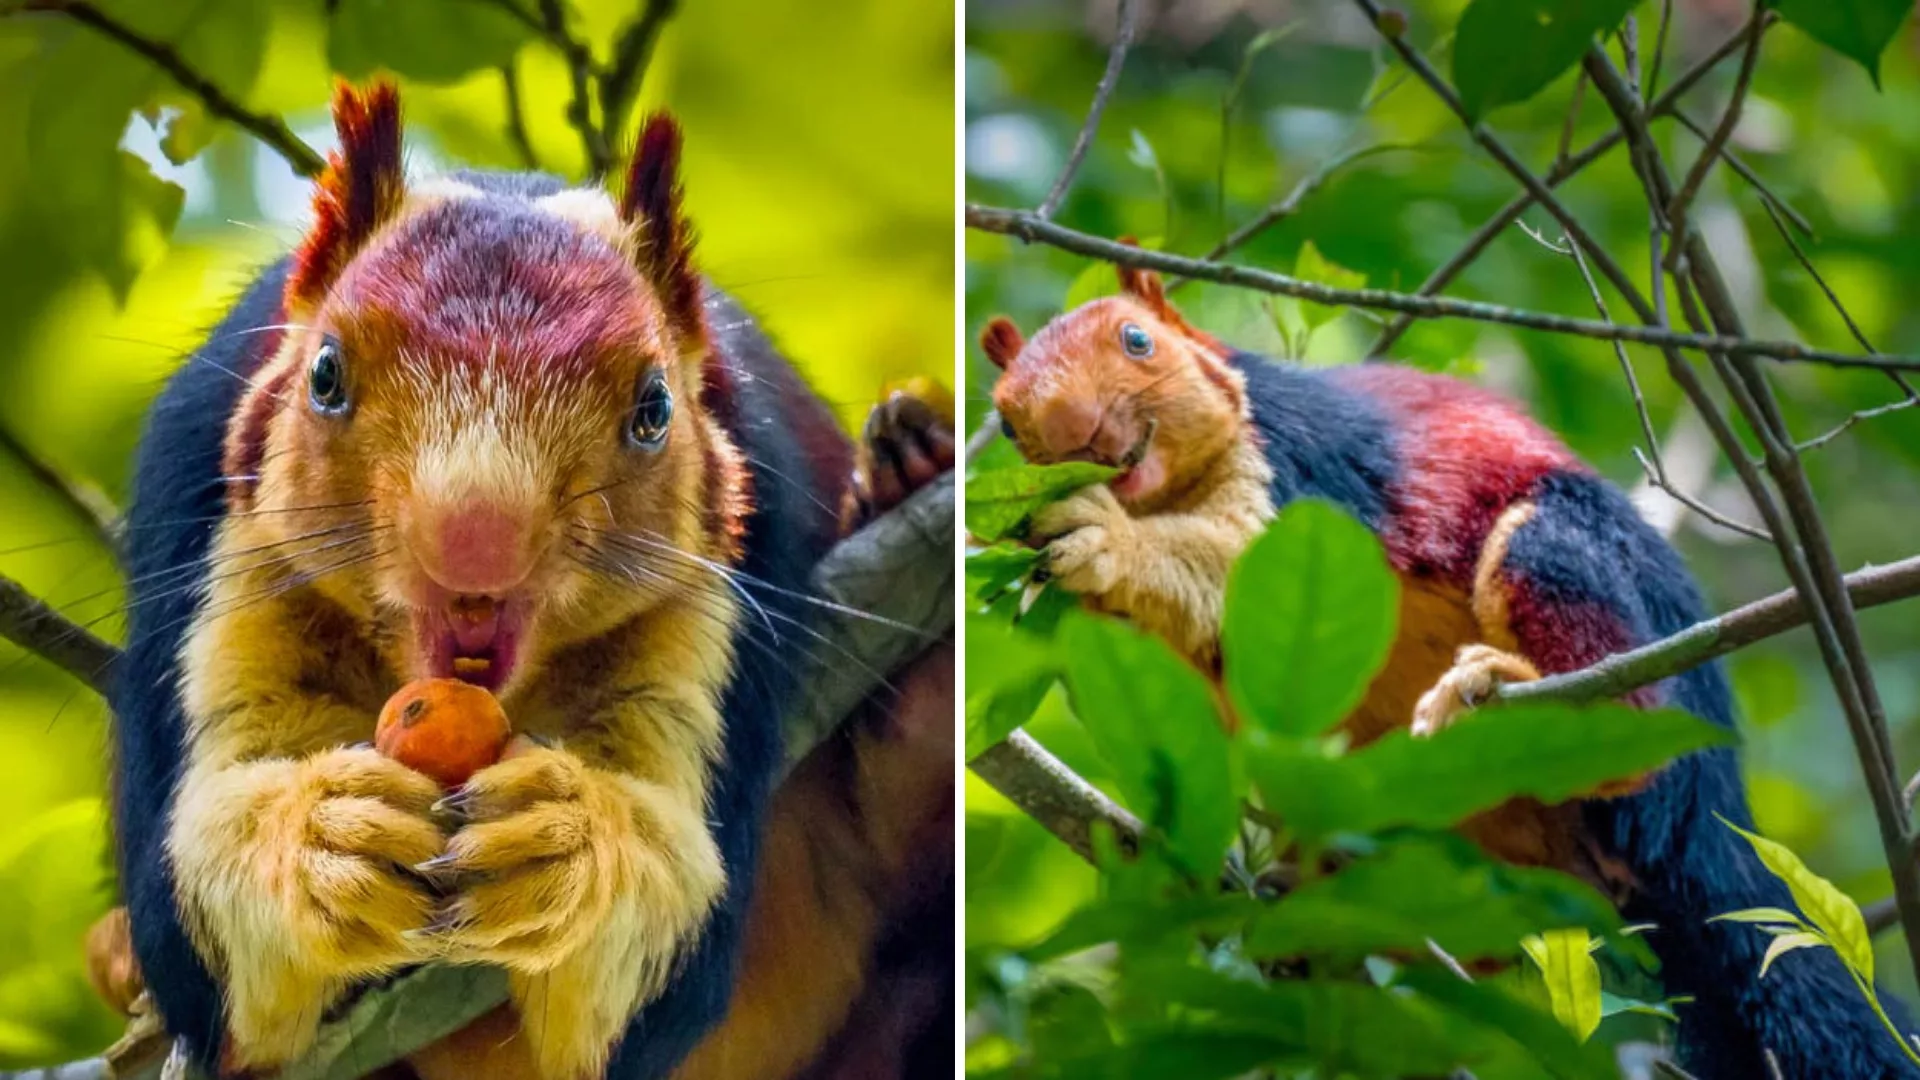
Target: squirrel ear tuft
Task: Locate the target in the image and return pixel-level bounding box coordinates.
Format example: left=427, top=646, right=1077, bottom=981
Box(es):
left=980, top=317, right=1025, bottom=370
left=620, top=112, right=703, bottom=338
left=288, top=81, right=406, bottom=308
left=1113, top=240, right=1168, bottom=312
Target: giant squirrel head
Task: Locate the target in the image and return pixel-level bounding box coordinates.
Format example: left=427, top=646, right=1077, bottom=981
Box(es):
left=983, top=259, right=1249, bottom=511
left=220, top=82, right=750, bottom=697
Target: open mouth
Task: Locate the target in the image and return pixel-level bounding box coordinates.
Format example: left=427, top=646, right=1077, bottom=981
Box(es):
left=418, top=595, right=522, bottom=692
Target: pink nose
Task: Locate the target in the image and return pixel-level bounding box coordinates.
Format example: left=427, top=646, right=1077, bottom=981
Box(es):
left=415, top=504, right=533, bottom=595
left=1034, top=395, right=1102, bottom=458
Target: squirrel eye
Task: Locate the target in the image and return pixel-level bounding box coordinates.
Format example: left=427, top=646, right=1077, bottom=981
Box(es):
left=1000, top=414, right=1017, bottom=441
left=308, top=339, right=349, bottom=415
left=1119, top=323, right=1154, bottom=359
left=628, top=372, right=674, bottom=449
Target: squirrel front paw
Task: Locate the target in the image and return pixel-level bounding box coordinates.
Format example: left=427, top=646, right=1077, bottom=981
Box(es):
left=1031, top=485, right=1132, bottom=596
left=173, top=747, right=445, bottom=1064
left=850, top=384, right=956, bottom=526
left=433, top=740, right=724, bottom=1079
left=1411, top=644, right=1542, bottom=737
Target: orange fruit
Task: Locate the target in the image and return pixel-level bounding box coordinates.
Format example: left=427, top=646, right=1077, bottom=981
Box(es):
left=376, top=678, right=512, bottom=788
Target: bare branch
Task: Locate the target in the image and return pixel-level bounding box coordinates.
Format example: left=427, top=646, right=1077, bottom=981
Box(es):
left=497, top=64, right=539, bottom=171
left=965, top=205, right=1920, bottom=372
left=599, top=0, right=679, bottom=145
left=969, top=731, right=1143, bottom=864
left=535, top=0, right=612, bottom=178
left=1171, top=141, right=1419, bottom=290
left=1035, top=0, right=1140, bottom=221
left=1673, top=111, right=1812, bottom=237
left=0, top=574, right=117, bottom=697
left=0, top=425, right=121, bottom=552
left=1367, top=16, right=1769, bottom=357
left=1496, top=555, right=1920, bottom=708
left=8, top=0, right=325, bottom=177
left=1664, top=10, right=1766, bottom=250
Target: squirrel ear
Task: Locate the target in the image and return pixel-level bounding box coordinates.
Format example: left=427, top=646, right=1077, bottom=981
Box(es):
left=980, top=317, right=1025, bottom=370
left=287, top=81, right=406, bottom=309
left=1112, top=239, right=1168, bottom=312
left=620, top=112, right=703, bottom=338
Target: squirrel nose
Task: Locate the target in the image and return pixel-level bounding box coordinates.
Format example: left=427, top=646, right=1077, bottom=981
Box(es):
left=1033, top=395, right=1102, bottom=459
left=410, top=503, right=536, bottom=595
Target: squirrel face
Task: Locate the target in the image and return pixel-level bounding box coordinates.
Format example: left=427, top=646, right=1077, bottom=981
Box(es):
left=984, top=264, right=1248, bottom=510
left=220, top=85, right=747, bottom=697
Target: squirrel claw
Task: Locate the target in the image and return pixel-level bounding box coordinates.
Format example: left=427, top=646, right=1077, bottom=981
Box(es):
left=851, top=386, right=956, bottom=525
left=1412, top=644, right=1541, bottom=737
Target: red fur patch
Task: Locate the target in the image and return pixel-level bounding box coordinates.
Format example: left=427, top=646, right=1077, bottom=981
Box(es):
left=288, top=82, right=406, bottom=307
left=1333, top=366, right=1580, bottom=584
left=220, top=330, right=293, bottom=512
left=980, top=317, right=1024, bottom=369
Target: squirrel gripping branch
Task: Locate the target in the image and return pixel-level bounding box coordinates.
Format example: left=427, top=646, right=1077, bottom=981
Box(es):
left=982, top=263, right=1918, bottom=1080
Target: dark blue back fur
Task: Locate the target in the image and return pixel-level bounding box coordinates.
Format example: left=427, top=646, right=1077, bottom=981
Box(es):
left=116, top=261, right=291, bottom=1066
left=1232, top=355, right=1916, bottom=1077
left=117, top=194, right=848, bottom=1076
left=1227, top=352, right=1395, bottom=531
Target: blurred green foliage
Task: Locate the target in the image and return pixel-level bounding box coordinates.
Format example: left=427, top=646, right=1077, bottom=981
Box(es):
left=0, top=0, right=951, bottom=1065
left=967, top=0, right=1920, bottom=1071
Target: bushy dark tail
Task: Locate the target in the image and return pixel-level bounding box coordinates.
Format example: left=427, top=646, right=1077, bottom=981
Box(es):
left=1589, top=647, right=1920, bottom=1078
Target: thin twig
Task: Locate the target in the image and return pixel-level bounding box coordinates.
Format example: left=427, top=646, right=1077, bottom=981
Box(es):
left=0, top=573, right=117, bottom=697
left=1645, top=0, right=1675, bottom=101
left=598, top=0, right=678, bottom=145
left=1035, top=0, right=1139, bottom=221
left=1366, top=16, right=1769, bottom=357
left=1672, top=111, right=1812, bottom=236
left=1664, top=10, right=1766, bottom=251
left=1496, top=555, right=1920, bottom=707
left=536, top=0, right=612, bottom=178
left=0, top=425, right=121, bottom=551
left=498, top=64, right=538, bottom=171
left=964, top=205, right=1920, bottom=372
left=9, top=0, right=324, bottom=177
left=1170, top=141, right=1417, bottom=290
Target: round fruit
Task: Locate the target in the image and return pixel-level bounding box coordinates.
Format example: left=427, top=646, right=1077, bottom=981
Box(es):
left=375, top=678, right=512, bottom=788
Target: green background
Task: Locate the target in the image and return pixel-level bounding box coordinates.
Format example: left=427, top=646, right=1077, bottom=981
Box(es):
left=0, top=0, right=953, bottom=1064
left=965, top=0, right=1920, bottom=1062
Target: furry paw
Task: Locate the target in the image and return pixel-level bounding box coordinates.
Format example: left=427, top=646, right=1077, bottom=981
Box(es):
left=850, top=383, right=955, bottom=525
left=262, top=747, right=445, bottom=969
left=1031, top=485, right=1131, bottom=596
left=1411, top=645, right=1541, bottom=737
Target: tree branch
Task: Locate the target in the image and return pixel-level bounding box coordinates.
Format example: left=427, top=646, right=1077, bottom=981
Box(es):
left=1496, top=555, right=1920, bottom=708
left=535, top=0, right=612, bottom=179
left=0, top=475, right=953, bottom=1080
left=598, top=0, right=678, bottom=146
left=8, top=0, right=325, bottom=177
left=969, top=731, right=1143, bottom=865
left=0, top=425, right=121, bottom=553
left=964, top=205, right=1920, bottom=372
left=1035, top=0, right=1140, bottom=221
left=498, top=64, right=539, bottom=171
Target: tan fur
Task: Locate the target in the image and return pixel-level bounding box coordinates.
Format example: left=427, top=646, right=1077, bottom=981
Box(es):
left=1030, top=438, right=1273, bottom=670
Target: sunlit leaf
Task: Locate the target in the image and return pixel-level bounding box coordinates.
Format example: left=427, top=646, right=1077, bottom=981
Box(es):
left=1222, top=500, right=1399, bottom=736
left=1759, top=930, right=1829, bottom=979
left=1598, top=990, right=1679, bottom=1022
left=1402, top=968, right=1618, bottom=1079
left=1452, top=0, right=1637, bottom=120
left=1522, top=928, right=1603, bottom=1041
left=1722, top=817, right=1873, bottom=981
left=1708, top=906, right=1808, bottom=929
left=964, top=461, right=1118, bottom=542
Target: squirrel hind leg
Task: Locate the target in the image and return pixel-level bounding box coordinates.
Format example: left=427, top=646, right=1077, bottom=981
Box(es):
left=846, top=380, right=955, bottom=529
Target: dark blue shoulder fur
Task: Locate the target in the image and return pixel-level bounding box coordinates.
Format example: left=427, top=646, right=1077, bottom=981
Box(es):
left=1226, top=351, right=1395, bottom=530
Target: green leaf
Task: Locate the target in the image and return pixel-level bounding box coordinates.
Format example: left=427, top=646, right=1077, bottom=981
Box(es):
left=965, top=461, right=1118, bottom=542
left=965, top=612, right=1060, bottom=759
left=1598, top=990, right=1679, bottom=1022
left=967, top=543, right=1042, bottom=607
left=1759, top=930, right=1829, bottom=979
left=1452, top=0, right=1637, bottom=120
left=1221, top=500, right=1399, bottom=736
left=1294, top=240, right=1367, bottom=331
left=1402, top=968, right=1618, bottom=1079
left=1772, top=0, right=1913, bottom=86
left=1252, top=703, right=1733, bottom=840
left=1523, top=928, right=1603, bottom=1041
left=1722, top=818, right=1873, bottom=981
left=1246, top=835, right=1628, bottom=967
left=1059, top=613, right=1237, bottom=874
left=329, top=0, right=536, bottom=85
